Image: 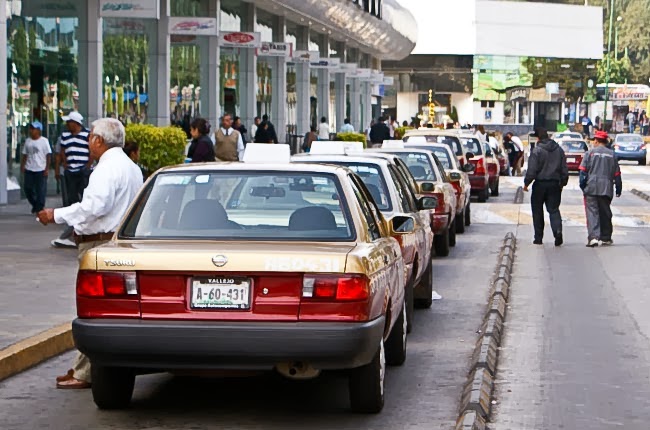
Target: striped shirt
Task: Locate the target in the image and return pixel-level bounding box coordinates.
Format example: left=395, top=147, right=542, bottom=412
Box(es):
left=60, top=128, right=90, bottom=172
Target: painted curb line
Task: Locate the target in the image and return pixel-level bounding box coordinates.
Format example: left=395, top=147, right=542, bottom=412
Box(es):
left=631, top=188, right=650, bottom=202
left=456, top=232, right=517, bottom=429
left=0, top=323, right=73, bottom=382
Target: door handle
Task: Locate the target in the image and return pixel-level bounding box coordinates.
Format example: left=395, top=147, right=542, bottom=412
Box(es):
left=383, top=255, right=389, bottom=264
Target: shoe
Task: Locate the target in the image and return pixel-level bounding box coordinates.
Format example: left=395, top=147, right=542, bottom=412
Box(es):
left=533, top=239, right=543, bottom=245
left=601, top=240, right=613, bottom=246
left=555, top=234, right=563, bottom=247
left=586, top=239, right=600, bottom=248
left=56, top=377, right=91, bottom=389
left=51, top=238, right=77, bottom=248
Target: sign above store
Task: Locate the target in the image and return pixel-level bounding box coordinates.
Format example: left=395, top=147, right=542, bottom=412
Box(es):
left=338, top=63, right=359, bottom=74
left=292, top=51, right=320, bottom=63
left=310, top=58, right=341, bottom=69
left=99, top=0, right=159, bottom=18
left=355, top=68, right=372, bottom=79
left=258, top=42, right=293, bottom=57
left=219, top=31, right=262, bottom=48
left=169, top=17, right=218, bottom=36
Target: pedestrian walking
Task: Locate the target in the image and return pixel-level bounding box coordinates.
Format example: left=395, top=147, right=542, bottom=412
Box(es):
left=524, top=127, right=569, bottom=246
left=37, top=118, right=144, bottom=389
left=233, top=116, right=248, bottom=145
left=369, top=117, right=391, bottom=145
left=262, top=114, right=278, bottom=143
left=579, top=130, right=622, bottom=247
left=318, top=117, right=330, bottom=140
left=582, top=115, right=593, bottom=138
left=214, top=113, right=245, bottom=161
left=476, top=125, right=488, bottom=143
left=21, top=121, right=51, bottom=214
left=626, top=111, right=636, bottom=134
left=187, top=118, right=216, bottom=162
left=250, top=116, right=261, bottom=141
left=302, top=126, right=318, bottom=153
left=340, top=118, right=354, bottom=133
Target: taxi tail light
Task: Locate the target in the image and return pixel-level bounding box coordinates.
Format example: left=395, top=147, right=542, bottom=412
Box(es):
left=432, top=192, right=445, bottom=214
left=450, top=181, right=462, bottom=196
left=302, top=275, right=369, bottom=301
left=470, top=158, right=486, bottom=175
left=77, top=271, right=138, bottom=297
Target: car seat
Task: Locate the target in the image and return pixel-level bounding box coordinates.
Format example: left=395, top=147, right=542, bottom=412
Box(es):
left=288, top=206, right=337, bottom=231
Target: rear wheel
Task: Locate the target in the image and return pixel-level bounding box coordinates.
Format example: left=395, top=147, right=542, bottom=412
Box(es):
left=91, top=365, right=135, bottom=410
left=491, top=179, right=500, bottom=196
left=464, top=203, right=471, bottom=226
left=349, top=338, right=385, bottom=413
left=434, top=228, right=450, bottom=257
left=455, top=211, right=466, bottom=233
left=639, top=158, right=647, bottom=166
left=385, top=301, right=407, bottom=366
left=415, top=259, right=433, bottom=309
left=449, top=220, right=457, bottom=247
left=478, top=186, right=489, bottom=202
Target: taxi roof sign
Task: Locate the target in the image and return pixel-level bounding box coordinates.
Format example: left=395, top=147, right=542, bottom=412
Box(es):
left=309, top=141, right=364, bottom=155
left=406, top=136, right=427, bottom=143
left=382, top=140, right=405, bottom=149
left=242, top=143, right=291, bottom=164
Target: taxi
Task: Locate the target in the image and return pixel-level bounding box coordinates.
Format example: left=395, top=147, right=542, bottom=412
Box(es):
left=72, top=144, right=412, bottom=413
left=403, top=129, right=468, bottom=167
left=293, top=142, right=436, bottom=322
left=560, top=139, right=589, bottom=171
left=369, top=142, right=460, bottom=256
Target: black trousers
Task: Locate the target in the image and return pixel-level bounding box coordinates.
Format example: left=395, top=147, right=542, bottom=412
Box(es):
left=531, top=180, right=563, bottom=240
left=24, top=170, right=47, bottom=213
left=63, top=169, right=89, bottom=205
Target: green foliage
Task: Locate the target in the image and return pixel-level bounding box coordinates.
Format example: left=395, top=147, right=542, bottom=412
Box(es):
left=597, top=53, right=632, bottom=85
left=336, top=132, right=368, bottom=148
left=450, top=106, right=459, bottom=124
left=396, top=126, right=413, bottom=139
left=125, top=124, right=187, bottom=174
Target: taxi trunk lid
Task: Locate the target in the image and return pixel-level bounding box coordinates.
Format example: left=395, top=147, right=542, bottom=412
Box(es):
left=92, top=241, right=354, bottom=322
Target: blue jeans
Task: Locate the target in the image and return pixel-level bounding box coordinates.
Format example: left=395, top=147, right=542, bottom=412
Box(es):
left=629, top=123, right=635, bottom=133
left=24, top=170, right=47, bottom=213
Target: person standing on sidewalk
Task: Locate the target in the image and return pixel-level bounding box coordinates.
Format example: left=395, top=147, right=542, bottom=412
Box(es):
left=37, top=118, right=143, bottom=389
left=579, top=130, right=622, bottom=248
left=318, top=117, right=330, bottom=140
left=52, top=112, right=91, bottom=248
left=21, top=121, right=51, bottom=214
left=214, top=113, right=244, bottom=161
left=524, top=127, right=569, bottom=246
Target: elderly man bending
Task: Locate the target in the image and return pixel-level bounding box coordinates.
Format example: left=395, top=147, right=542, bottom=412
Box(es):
left=38, top=118, right=143, bottom=389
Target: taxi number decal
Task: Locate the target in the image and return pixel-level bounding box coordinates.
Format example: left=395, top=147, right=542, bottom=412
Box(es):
left=264, top=257, right=341, bottom=272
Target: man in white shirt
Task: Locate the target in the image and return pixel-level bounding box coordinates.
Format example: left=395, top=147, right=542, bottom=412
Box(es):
left=340, top=118, right=355, bottom=133
left=21, top=121, right=51, bottom=214
left=318, top=117, right=330, bottom=140
left=37, top=118, right=143, bottom=389
left=214, top=113, right=245, bottom=161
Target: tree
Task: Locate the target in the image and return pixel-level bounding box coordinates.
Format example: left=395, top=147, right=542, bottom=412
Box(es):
left=597, top=52, right=632, bottom=84
left=12, top=24, right=29, bottom=83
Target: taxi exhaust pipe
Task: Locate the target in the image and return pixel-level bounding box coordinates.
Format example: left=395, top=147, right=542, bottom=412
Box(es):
left=275, top=361, right=321, bottom=380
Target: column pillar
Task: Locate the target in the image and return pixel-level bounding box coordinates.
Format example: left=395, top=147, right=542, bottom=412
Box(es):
left=77, top=0, right=103, bottom=124
left=560, top=102, right=566, bottom=124
left=295, top=25, right=310, bottom=136
left=239, top=3, right=257, bottom=130
left=271, top=15, right=287, bottom=143
left=148, top=0, right=170, bottom=126
left=362, top=81, right=372, bottom=133
left=530, top=102, right=536, bottom=126
left=0, top=0, right=7, bottom=204
left=515, top=101, right=520, bottom=123
left=206, top=0, right=221, bottom=130
left=317, top=35, right=331, bottom=131
left=334, top=42, right=347, bottom=132
left=349, top=49, right=361, bottom=135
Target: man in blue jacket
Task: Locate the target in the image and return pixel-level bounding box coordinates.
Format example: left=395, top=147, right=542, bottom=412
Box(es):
left=580, top=130, right=622, bottom=247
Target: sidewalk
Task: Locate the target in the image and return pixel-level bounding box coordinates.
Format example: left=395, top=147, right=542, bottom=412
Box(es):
left=0, top=200, right=77, bottom=352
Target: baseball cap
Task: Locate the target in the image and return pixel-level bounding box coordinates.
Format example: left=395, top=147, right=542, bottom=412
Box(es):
left=29, top=120, right=42, bottom=130
left=62, top=111, right=83, bottom=124
left=594, top=130, right=609, bottom=140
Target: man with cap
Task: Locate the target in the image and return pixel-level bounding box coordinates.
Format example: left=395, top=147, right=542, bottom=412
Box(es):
left=20, top=121, right=51, bottom=214
left=52, top=111, right=91, bottom=248
left=580, top=130, right=622, bottom=247
left=524, top=127, right=569, bottom=246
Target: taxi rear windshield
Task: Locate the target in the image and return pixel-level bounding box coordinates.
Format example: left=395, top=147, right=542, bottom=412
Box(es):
left=460, top=137, right=483, bottom=155
left=120, top=171, right=355, bottom=241
left=389, top=152, right=437, bottom=181
left=405, top=145, right=453, bottom=170
left=561, top=141, right=588, bottom=153
left=405, top=135, right=463, bottom=156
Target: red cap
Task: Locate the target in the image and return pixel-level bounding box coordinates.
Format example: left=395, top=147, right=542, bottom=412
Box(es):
left=594, top=130, right=609, bottom=140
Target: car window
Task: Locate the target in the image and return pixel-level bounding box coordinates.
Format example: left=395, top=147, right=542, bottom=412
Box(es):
left=616, top=135, right=643, bottom=143
left=408, top=145, right=453, bottom=170
left=406, top=135, right=463, bottom=156
left=388, top=152, right=437, bottom=181
left=390, top=165, right=419, bottom=213
left=561, top=141, right=588, bottom=153
left=460, top=137, right=483, bottom=155
left=430, top=153, right=449, bottom=180
left=348, top=174, right=382, bottom=241
left=120, top=171, right=354, bottom=241
left=386, top=165, right=412, bottom=213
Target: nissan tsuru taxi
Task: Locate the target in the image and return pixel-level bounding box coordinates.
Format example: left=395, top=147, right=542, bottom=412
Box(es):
left=293, top=142, right=436, bottom=321
left=72, top=144, right=413, bottom=414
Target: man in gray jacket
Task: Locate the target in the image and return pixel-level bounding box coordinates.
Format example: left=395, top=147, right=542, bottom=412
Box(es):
left=524, top=127, right=569, bottom=246
left=580, top=130, right=622, bottom=247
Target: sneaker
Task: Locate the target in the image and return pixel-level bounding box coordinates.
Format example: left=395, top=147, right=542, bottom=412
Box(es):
left=586, top=239, right=600, bottom=248
left=601, top=240, right=613, bottom=246
left=51, top=238, right=77, bottom=248
left=533, top=239, right=543, bottom=245
left=554, top=234, right=563, bottom=247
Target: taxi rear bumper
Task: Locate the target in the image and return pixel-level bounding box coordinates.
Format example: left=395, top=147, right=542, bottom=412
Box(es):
left=72, top=317, right=385, bottom=371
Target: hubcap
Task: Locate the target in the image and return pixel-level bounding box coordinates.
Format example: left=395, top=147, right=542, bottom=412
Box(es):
left=379, top=339, right=385, bottom=396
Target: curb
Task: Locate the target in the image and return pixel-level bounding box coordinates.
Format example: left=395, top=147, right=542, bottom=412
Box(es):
left=631, top=188, right=650, bottom=202
left=455, top=232, right=517, bottom=430
left=514, top=186, right=524, bottom=204
left=0, top=323, right=74, bottom=382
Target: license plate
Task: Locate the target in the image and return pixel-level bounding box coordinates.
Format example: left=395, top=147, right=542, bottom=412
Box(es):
left=191, top=277, right=251, bottom=309
left=567, top=157, right=576, bottom=163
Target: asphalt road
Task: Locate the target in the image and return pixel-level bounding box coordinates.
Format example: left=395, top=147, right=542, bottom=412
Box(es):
left=0, top=201, right=515, bottom=429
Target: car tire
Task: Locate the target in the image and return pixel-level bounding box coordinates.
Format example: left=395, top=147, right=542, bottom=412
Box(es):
left=455, top=211, right=466, bottom=233
left=434, top=228, right=450, bottom=257
left=91, top=365, right=135, bottom=410
left=639, top=158, right=647, bottom=166
left=415, top=258, right=433, bottom=309
left=464, top=203, right=471, bottom=227
left=405, top=278, right=414, bottom=334
left=491, top=179, right=500, bottom=196
left=478, top=187, right=489, bottom=202
left=448, top=219, right=457, bottom=247
left=349, top=338, right=385, bottom=413
left=385, top=301, right=407, bottom=366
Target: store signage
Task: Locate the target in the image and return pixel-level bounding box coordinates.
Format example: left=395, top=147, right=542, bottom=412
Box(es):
left=258, top=42, right=293, bottom=57
left=369, top=70, right=384, bottom=84
left=507, top=87, right=530, bottom=101
left=169, top=18, right=218, bottom=36
left=383, top=76, right=394, bottom=86
left=218, top=31, right=261, bottom=48
left=310, top=58, right=341, bottom=69
left=292, top=51, right=320, bottom=63
left=338, top=63, right=358, bottom=74
left=104, top=19, right=147, bottom=34
left=99, top=0, right=159, bottom=18
left=22, top=0, right=78, bottom=16
left=546, top=82, right=560, bottom=94
left=355, top=68, right=372, bottom=79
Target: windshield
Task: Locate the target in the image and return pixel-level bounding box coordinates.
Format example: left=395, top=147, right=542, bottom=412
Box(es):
left=459, top=137, right=483, bottom=155
left=405, top=135, right=463, bottom=156
left=388, top=152, right=437, bottom=181
left=561, top=141, right=588, bottom=153
left=557, top=133, right=581, bottom=139
left=405, top=145, right=454, bottom=170
left=120, top=171, right=354, bottom=241
left=616, top=135, right=644, bottom=144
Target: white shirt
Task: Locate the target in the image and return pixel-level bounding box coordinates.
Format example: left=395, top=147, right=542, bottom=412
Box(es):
left=54, top=147, right=143, bottom=235
left=476, top=131, right=488, bottom=143
left=318, top=123, right=330, bottom=140
left=488, top=136, right=499, bottom=151
left=340, top=123, right=355, bottom=133
left=22, top=137, right=51, bottom=172
left=511, top=136, right=524, bottom=152
left=219, top=127, right=245, bottom=160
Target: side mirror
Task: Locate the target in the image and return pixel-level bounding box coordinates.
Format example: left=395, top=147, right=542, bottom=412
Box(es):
left=448, top=172, right=462, bottom=181
left=390, top=215, right=416, bottom=234
left=418, top=196, right=438, bottom=210
left=419, top=182, right=435, bottom=193
left=462, top=163, right=475, bottom=173
left=466, top=152, right=475, bottom=159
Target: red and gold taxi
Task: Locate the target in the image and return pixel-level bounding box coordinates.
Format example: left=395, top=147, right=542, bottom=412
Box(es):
left=560, top=139, right=589, bottom=172
left=72, top=144, right=412, bottom=414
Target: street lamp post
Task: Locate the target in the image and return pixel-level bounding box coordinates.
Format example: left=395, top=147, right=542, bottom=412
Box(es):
left=603, top=0, right=615, bottom=131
